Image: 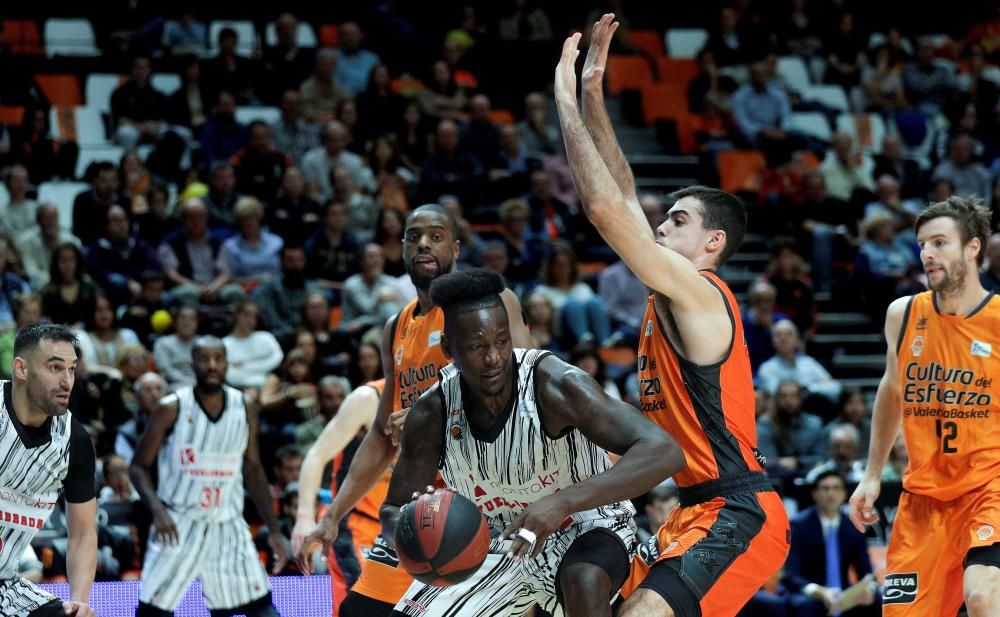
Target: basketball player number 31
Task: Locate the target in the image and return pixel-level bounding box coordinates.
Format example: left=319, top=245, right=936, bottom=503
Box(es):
left=199, top=486, right=223, bottom=508
left=935, top=419, right=958, bottom=454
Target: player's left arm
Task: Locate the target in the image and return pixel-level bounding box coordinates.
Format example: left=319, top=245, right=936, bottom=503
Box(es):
left=64, top=419, right=97, bottom=613
left=504, top=355, right=685, bottom=559
left=554, top=34, right=721, bottom=312
left=501, top=288, right=535, bottom=349
left=379, top=386, right=444, bottom=550
left=243, top=396, right=288, bottom=573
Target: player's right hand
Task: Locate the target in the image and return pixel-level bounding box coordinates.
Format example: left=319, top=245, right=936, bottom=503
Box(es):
left=290, top=516, right=313, bottom=558
left=581, top=13, right=619, bottom=94
left=297, top=516, right=338, bottom=575
left=152, top=508, right=179, bottom=546
left=848, top=475, right=881, bottom=533
left=385, top=406, right=410, bottom=447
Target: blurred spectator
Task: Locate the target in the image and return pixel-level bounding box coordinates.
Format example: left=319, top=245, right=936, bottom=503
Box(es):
left=440, top=194, right=484, bottom=268
left=10, top=107, right=78, bottom=184
left=533, top=241, right=612, bottom=347
left=111, top=56, right=167, bottom=151
left=419, top=119, right=483, bottom=205
left=40, top=243, right=100, bottom=328
left=165, top=55, right=211, bottom=134
left=863, top=175, right=922, bottom=228
left=570, top=345, right=621, bottom=400
left=357, top=64, right=404, bottom=140
left=254, top=244, right=320, bottom=342
left=302, top=121, right=376, bottom=203
left=782, top=469, right=878, bottom=617
left=269, top=166, right=322, bottom=246
left=958, top=44, right=1000, bottom=123
left=792, top=173, right=859, bottom=295
left=743, top=280, right=790, bottom=373
left=300, top=292, right=353, bottom=371
left=16, top=204, right=80, bottom=288
left=119, top=271, right=168, bottom=349
left=114, top=371, right=165, bottom=462
left=776, top=0, right=822, bottom=56
left=497, top=0, right=553, bottom=42
left=872, top=134, right=925, bottom=199
left=134, top=183, right=177, bottom=249
left=524, top=291, right=562, bottom=354
left=300, top=48, right=351, bottom=123
left=635, top=480, right=678, bottom=545
left=823, top=12, right=866, bottom=90
left=261, top=349, right=317, bottom=429
left=881, top=434, right=909, bottom=482
left=929, top=177, right=955, bottom=203
left=518, top=91, right=560, bottom=159
left=370, top=135, right=415, bottom=213
left=271, top=90, right=320, bottom=165
left=854, top=212, right=920, bottom=316
left=687, top=50, right=739, bottom=116
left=487, top=125, right=542, bottom=203
left=99, top=455, right=139, bottom=504
left=340, top=244, right=402, bottom=336
left=336, top=99, right=364, bottom=155
left=152, top=304, right=199, bottom=390
left=203, top=161, right=241, bottom=228
left=230, top=122, right=291, bottom=203
left=808, top=424, right=866, bottom=485
left=262, top=13, right=316, bottom=104
left=826, top=389, right=872, bottom=460
left=764, top=242, right=816, bottom=337
left=335, top=22, right=381, bottom=96
left=119, top=152, right=151, bottom=212
left=332, top=166, right=378, bottom=242
left=461, top=94, right=501, bottom=166
left=220, top=197, right=283, bottom=288
left=0, top=164, right=38, bottom=238
left=372, top=207, right=406, bottom=277
left=397, top=101, right=432, bottom=173
left=349, top=340, right=383, bottom=386
left=86, top=205, right=160, bottom=306
left=73, top=162, right=125, bottom=247
left=902, top=36, right=958, bottom=117
left=931, top=133, right=991, bottom=207
left=77, top=294, right=141, bottom=376
left=201, top=27, right=255, bottom=104
left=271, top=446, right=304, bottom=494
left=758, top=320, right=842, bottom=405
left=732, top=61, right=801, bottom=166
left=756, top=380, right=828, bottom=478
left=162, top=11, right=206, bottom=56
left=481, top=240, right=512, bottom=281
left=417, top=61, right=468, bottom=122
left=199, top=92, right=247, bottom=167
left=157, top=198, right=245, bottom=307
left=304, top=201, right=361, bottom=292
left=821, top=132, right=875, bottom=203
left=495, top=197, right=543, bottom=284
left=704, top=6, right=757, bottom=66
left=980, top=232, right=1000, bottom=292
left=0, top=292, right=39, bottom=376
left=223, top=300, right=284, bottom=390
left=860, top=45, right=907, bottom=112
left=294, top=375, right=350, bottom=450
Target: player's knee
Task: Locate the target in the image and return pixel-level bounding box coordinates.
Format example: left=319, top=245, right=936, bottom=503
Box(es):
left=618, top=589, right=676, bottom=617
left=964, top=588, right=1000, bottom=616
left=560, top=562, right=613, bottom=611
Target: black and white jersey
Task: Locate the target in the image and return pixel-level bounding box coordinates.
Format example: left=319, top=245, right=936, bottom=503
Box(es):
left=155, top=386, right=248, bottom=522
left=0, top=381, right=94, bottom=581
left=438, top=349, right=635, bottom=534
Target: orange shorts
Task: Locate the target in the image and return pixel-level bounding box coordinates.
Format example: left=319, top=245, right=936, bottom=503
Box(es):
left=622, top=489, right=789, bottom=617
left=884, top=479, right=1000, bottom=616
left=345, top=512, right=381, bottom=564
left=349, top=533, right=414, bottom=605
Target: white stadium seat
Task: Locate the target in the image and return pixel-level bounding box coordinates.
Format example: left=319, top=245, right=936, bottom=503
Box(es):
left=665, top=28, right=708, bottom=59
left=44, top=18, right=99, bottom=57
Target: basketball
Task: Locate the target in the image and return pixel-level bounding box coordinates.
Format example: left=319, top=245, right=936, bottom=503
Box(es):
left=394, top=489, right=490, bottom=586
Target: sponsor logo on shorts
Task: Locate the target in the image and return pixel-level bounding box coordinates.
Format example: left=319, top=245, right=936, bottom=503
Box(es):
left=971, top=340, right=992, bottom=358
left=911, top=336, right=925, bottom=357
left=977, top=525, right=994, bottom=541
left=883, top=572, right=918, bottom=604
left=403, top=599, right=429, bottom=613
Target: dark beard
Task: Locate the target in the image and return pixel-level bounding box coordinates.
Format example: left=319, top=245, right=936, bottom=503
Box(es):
left=196, top=379, right=224, bottom=394
left=930, top=260, right=967, bottom=296
left=405, top=257, right=450, bottom=290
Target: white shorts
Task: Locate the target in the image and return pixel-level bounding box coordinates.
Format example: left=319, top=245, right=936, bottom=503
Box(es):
left=0, top=577, right=59, bottom=617
left=139, top=515, right=271, bottom=611
left=393, top=517, right=635, bottom=617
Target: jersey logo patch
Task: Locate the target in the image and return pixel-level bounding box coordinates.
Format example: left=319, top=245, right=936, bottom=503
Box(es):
left=971, top=340, right=992, bottom=358
left=911, top=336, right=925, bottom=357
left=645, top=320, right=653, bottom=336
left=428, top=330, right=441, bottom=347
left=395, top=344, right=404, bottom=366
left=179, top=447, right=196, bottom=466
left=883, top=572, right=918, bottom=604
left=977, top=524, right=994, bottom=541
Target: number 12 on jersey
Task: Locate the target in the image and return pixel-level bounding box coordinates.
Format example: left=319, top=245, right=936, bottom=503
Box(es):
left=935, top=419, right=958, bottom=454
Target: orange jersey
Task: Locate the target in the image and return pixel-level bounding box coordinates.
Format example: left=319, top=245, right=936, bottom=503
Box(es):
left=637, top=271, right=763, bottom=487
left=348, top=380, right=390, bottom=522
left=895, top=291, right=1000, bottom=501
left=389, top=299, right=449, bottom=411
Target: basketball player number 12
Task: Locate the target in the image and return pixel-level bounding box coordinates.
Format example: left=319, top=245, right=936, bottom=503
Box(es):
left=200, top=486, right=223, bottom=508
left=935, top=419, right=958, bottom=454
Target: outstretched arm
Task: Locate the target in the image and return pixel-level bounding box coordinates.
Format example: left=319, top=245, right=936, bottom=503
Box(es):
left=580, top=14, right=640, bottom=212
left=130, top=398, right=180, bottom=546
left=244, top=397, right=288, bottom=573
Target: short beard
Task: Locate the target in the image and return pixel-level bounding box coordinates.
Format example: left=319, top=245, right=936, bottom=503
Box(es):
left=196, top=379, right=224, bottom=394
left=930, top=260, right=968, bottom=297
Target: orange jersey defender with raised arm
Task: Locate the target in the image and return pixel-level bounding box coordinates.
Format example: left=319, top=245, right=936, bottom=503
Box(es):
left=350, top=300, right=449, bottom=606
left=884, top=291, right=1000, bottom=615
left=621, top=271, right=789, bottom=617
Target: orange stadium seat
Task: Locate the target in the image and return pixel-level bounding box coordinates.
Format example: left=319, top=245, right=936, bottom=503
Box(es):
left=4, top=19, right=43, bottom=55
left=654, top=57, right=699, bottom=87
left=319, top=23, right=339, bottom=47
left=0, top=106, right=25, bottom=126
left=718, top=150, right=766, bottom=194
left=605, top=55, right=653, bottom=95
left=639, top=82, right=699, bottom=153
left=629, top=29, right=665, bottom=58
left=489, top=109, right=515, bottom=125
left=35, top=74, right=83, bottom=107
left=329, top=306, right=343, bottom=330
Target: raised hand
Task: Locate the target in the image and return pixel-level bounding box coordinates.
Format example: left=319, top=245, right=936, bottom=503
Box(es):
left=582, top=14, right=620, bottom=95
left=554, top=32, right=583, bottom=107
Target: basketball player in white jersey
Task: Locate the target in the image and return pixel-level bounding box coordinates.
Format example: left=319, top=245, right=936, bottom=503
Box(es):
left=129, top=336, right=288, bottom=617
left=380, top=269, right=686, bottom=617
left=0, top=324, right=96, bottom=617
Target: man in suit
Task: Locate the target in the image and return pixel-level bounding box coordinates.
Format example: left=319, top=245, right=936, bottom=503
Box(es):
left=784, top=469, right=879, bottom=616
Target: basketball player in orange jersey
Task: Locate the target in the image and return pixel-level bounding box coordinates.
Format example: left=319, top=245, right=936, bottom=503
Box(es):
left=849, top=197, right=1000, bottom=616
left=554, top=15, right=790, bottom=616
left=293, top=379, right=384, bottom=616
left=296, top=203, right=534, bottom=617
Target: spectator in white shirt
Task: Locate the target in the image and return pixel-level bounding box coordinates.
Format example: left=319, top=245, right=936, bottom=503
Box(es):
left=152, top=304, right=199, bottom=390
left=223, top=300, right=284, bottom=389
left=15, top=204, right=81, bottom=288
left=758, top=319, right=842, bottom=404
left=0, top=164, right=39, bottom=239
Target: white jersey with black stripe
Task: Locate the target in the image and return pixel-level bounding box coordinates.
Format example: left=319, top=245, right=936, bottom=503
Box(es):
left=438, top=349, right=636, bottom=535
left=0, top=381, right=73, bottom=581
left=155, top=385, right=248, bottom=522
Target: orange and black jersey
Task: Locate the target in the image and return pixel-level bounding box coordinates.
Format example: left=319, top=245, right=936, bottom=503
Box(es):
left=637, top=270, right=764, bottom=488
left=389, top=299, right=449, bottom=412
